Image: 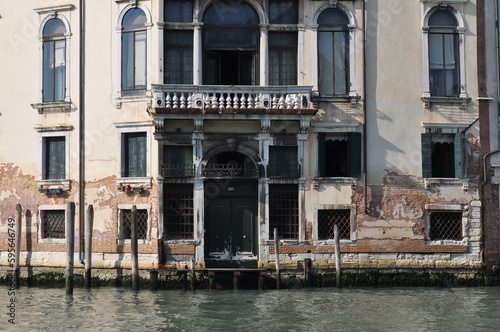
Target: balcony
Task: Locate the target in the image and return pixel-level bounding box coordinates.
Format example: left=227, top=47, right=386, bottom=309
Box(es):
left=267, top=163, right=301, bottom=178
left=160, top=164, right=195, bottom=178
left=202, top=162, right=259, bottom=179
left=151, top=84, right=315, bottom=115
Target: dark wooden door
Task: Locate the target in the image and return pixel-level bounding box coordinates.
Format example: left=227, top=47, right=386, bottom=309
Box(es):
left=205, top=181, right=258, bottom=267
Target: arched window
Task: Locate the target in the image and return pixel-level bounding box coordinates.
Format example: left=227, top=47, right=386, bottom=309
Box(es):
left=428, top=10, right=459, bottom=97
left=43, top=18, right=66, bottom=102
left=203, top=0, right=259, bottom=85
left=317, top=8, right=349, bottom=96
left=121, top=8, right=147, bottom=95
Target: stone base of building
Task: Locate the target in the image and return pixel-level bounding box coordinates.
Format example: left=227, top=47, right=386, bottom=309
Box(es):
left=2, top=265, right=500, bottom=289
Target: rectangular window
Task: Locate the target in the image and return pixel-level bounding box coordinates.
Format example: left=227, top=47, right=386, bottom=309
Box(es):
left=44, top=136, right=66, bottom=180
left=162, top=145, right=194, bottom=177
left=120, top=209, right=148, bottom=240
left=422, top=133, right=463, bottom=178
left=43, top=39, right=66, bottom=102
left=268, top=146, right=299, bottom=178
left=318, top=209, right=351, bottom=240
left=164, top=183, right=194, bottom=239
left=429, top=32, right=459, bottom=97
left=428, top=211, right=462, bottom=241
left=122, top=30, right=147, bottom=94
left=269, top=0, right=298, bottom=24
left=269, top=184, right=299, bottom=239
left=124, top=132, right=147, bottom=178
left=41, top=210, right=65, bottom=239
left=269, top=32, right=297, bottom=86
left=318, top=132, right=361, bottom=178
left=164, top=31, right=193, bottom=84
left=164, top=0, right=193, bottom=23
left=318, top=30, right=349, bottom=96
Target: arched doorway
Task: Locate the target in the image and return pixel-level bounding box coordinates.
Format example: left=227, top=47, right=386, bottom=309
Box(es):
left=203, top=0, right=259, bottom=85
left=203, top=151, right=259, bottom=268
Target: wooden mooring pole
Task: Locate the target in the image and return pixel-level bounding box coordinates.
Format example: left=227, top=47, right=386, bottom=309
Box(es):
left=131, top=205, right=139, bottom=291
left=334, top=224, right=342, bottom=288
left=14, top=204, right=22, bottom=288
left=274, top=228, right=281, bottom=290
left=66, top=202, right=75, bottom=295
left=190, top=257, right=196, bottom=291
left=85, top=205, right=94, bottom=288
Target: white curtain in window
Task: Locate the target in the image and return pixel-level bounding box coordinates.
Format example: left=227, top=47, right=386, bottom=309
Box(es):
left=135, top=31, right=147, bottom=88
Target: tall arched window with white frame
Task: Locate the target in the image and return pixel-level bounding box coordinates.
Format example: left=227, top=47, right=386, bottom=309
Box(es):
left=317, top=8, right=350, bottom=96
left=42, top=18, right=66, bottom=102
left=121, top=8, right=147, bottom=96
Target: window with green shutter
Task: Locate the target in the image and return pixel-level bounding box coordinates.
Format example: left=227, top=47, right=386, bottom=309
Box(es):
left=124, top=132, right=147, bottom=178
left=421, top=132, right=464, bottom=178
left=44, top=136, right=66, bottom=180
left=317, top=132, right=361, bottom=178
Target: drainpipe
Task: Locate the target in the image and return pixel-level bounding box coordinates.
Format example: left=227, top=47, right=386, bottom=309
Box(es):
left=477, top=0, right=490, bottom=156
left=362, top=0, right=368, bottom=213
left=78, top=0, right=86, bottom=265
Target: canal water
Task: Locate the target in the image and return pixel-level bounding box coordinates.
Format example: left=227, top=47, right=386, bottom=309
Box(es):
left=3, top=286, right=500, bottom=331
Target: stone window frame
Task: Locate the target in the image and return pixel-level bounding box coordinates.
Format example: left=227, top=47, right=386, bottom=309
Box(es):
left=424, top=203, right=469, bottom=245
left=38, top=204, right=67, bottom=244
left=32, top=6, right=73, bottom=114
left=35, top=126, right=73, bottom=192
left=115, top=2, right=153, bottom=108
left=421, top=3, right=470, bottom=109
left=311, top=2, right=359, bottom=105
left=117, top=203, right=152, bottom=245
left=114, top=121, right=153, bottom=190
left=313, top=204, right=356, bottom=245
left=312, top=121, right=360, bottom=186
left=421, top=122, right=469, bottom=191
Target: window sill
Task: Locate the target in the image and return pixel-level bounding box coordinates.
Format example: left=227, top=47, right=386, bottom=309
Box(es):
left=38, top=238, right=66, bottom=244
left=116, top=177, right=152, bottom=191
left=311, top=94, right=361, bottom=107
left=421, top=96, right=471, bottom=109
left=265, top=240, right=300, bottom=246
left=313, top=177, right=357, bottom=189
left=163, top=239, right=199, bottom=245
left=313, top=239, right=356, bottom=245
left=425, top=239, right=468, bottom=246
left=115, top=92, right=152, bottom=109
left=31, top=101, right=72, bottom=114
left=118, top=239, right=151, bottom=245
left=37, top=179, right=71, bottom=193
left=424, top=178, right=469, bottom=191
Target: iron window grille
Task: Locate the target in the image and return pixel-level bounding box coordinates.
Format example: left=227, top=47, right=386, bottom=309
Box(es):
left=429, top=211, right=462, bottom=241
left=164, top=183, right=194, bottom=239
left=41, top=210, right=65, bottom=239
left=162, top=145, right=193, bottom=178
left=318, top=209, right=351, bottom=240
left=161, top=164, right=195, bottom=178
left=269, top=184, right=299, bottom=239
left=268, top=146, right=300, bottom=178
left=121, top=209, right=148, bottom=240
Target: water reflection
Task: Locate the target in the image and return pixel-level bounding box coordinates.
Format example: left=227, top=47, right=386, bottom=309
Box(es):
left=4, top=287, right=500, bottom=331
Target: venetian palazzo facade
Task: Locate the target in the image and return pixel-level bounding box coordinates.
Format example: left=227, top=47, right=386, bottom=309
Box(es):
left=0, top=0, right=496, bottom=272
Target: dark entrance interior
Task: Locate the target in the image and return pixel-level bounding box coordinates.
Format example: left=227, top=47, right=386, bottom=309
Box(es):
left=205, top=180, right=258, bottom=268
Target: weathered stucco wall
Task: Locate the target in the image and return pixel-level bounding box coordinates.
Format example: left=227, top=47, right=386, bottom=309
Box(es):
left=0, top=0, right=487, bottom=273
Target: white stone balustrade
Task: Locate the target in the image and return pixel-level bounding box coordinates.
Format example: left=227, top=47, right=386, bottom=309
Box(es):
left=152, top=84, right=313, bottom=110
